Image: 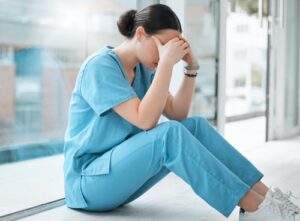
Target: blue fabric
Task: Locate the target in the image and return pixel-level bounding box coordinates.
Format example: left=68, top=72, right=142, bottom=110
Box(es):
left=64, top=46, right=263, bottom=217
left=63, top=46, right=155, bottom=208
left=79, top=117, right=263, bottom=217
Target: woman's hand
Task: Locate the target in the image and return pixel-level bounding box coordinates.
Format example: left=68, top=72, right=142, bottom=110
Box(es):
left=179, top=36, right=199, bottom=67
left=152, top=36, right=190, bottom=67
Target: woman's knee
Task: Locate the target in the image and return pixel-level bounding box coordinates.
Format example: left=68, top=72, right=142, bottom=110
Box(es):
left=180, top=116, right=210, bottom=129
left=150, top=120, right=187, bottom=138
left=161, top=119, right=186, bottom=131
left=192, top=116, right=209, bottom=124
left=159, top=117, right=209, bottom=134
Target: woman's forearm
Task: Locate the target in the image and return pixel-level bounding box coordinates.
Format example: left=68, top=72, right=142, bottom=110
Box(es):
left=172, top=75, right=197, bottom=119
left=138, top=62, right=173, bottom=129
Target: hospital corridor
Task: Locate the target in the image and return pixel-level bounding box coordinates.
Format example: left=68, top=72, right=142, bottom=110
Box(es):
left=0, top=0, right=299, bottom=221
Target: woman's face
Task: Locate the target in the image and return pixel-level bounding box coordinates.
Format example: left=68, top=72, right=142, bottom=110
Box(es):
left=135, top=27, right=181, bottom=70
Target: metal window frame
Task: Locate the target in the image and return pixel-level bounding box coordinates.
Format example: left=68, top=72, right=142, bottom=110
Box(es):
left=216, top=0, right=227, bottom=134
left=268, top=0, right=300, bottom=140
left=0, top=199, right=65, bottom=221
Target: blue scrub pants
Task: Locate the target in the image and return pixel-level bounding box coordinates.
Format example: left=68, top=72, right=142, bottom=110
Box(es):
left=80, top=116, right=263, bottom=217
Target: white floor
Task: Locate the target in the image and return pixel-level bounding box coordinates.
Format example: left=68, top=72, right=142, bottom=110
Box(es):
left=14, top=117, right=300, bottom=221
left=0, top=155, right=64, bottom=216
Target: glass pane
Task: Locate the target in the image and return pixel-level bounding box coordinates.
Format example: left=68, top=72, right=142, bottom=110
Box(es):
left=0, top=0, right=137, bottom=215
left=226, top=0, right=268, bottom=118
left=185, top=0, right=219, bottom=123
left=284, top=0, right=299, bottom=127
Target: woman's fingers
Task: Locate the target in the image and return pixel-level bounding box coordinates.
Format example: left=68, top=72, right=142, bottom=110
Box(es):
left=179, top=35, right=188, bottom=42
left=153, top=35, right=191, bottom=65
left=170, top=37, right=190, bottom=59
left=170, top=36, right=181, bottom=42
left=182, top=41, right=190, bottom=49
left=179, top=36, right=190, bottom=46
left=183, top=46, right=191, bottom=55
left=173, top=38, right=185, bottom=45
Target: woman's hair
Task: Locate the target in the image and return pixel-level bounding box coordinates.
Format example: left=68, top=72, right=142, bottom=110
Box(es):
left=117, top=3, right=182, bottom=38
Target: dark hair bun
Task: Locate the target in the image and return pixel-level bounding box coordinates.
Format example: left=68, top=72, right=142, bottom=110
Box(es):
left=117, top=9, right=137, bottom=38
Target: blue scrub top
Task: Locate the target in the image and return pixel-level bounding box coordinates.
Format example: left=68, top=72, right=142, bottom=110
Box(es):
left=63, top=46, right=156, bottom=208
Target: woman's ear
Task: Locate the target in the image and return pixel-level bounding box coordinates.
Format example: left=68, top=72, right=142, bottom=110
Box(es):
left=135, top=26, right=146, bottom=41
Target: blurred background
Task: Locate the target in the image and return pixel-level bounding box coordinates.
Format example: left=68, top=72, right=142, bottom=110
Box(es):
left=0, top=0, right=299, bottom=220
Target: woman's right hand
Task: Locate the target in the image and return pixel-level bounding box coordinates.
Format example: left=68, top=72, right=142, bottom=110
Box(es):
left=152, top=36, right=190, bottom=67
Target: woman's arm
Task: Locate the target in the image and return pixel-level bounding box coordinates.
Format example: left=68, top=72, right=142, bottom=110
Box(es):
left=163, top=40, right=199, bottom=120
left=163, top=75, right=196, bottom=120
left=113, top=61, right=173, bottom=130
left=113, top=36, right=190, bottom=130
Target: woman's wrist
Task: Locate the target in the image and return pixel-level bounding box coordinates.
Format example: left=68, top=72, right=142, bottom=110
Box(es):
left=185, top=58, right=199, bottom=68
left=183, top=62, right=199, bottom=78
left=157, top=59, right=174, bottom=71
left=159, top=57, right=176, bottom=69
left=184, top=73, right=198, bottom=78
left=186, top=62, right=199, bottom=67
left=184, top=66, right=199, bottom=72
left=184, top=69, right=198, bottom=75
left=184, top=69, right=198, bottom=78
left=185, top=59, right=199, bottom=67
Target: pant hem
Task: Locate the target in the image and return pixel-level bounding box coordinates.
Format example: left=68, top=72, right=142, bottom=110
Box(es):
left=222, top=172, right=264, bottom=217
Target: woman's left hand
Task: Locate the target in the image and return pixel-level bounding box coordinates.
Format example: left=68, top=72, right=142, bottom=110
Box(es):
left=179, top=36, right=199, bottom=66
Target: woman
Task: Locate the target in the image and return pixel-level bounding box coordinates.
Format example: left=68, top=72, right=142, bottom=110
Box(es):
left=63, top=3, right=300, bottom=220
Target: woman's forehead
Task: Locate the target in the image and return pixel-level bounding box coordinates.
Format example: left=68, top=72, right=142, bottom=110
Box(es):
left=155, top=29, right=181, bottom=44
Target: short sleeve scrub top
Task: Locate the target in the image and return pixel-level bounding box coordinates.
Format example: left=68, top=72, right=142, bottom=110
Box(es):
left=63, top=46, right=156, bottom=208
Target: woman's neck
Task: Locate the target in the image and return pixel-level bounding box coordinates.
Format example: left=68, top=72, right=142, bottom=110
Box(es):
left=113, top=40, right=138, bottom=74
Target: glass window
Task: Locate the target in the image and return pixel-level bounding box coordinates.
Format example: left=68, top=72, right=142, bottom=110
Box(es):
left=226, top=0, right=268, bottom=118
left=0, top=0, right=137, bottom=215
left=284, top=0, right=299, bottom=127
left=184, top=0, right=219, bottom=123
